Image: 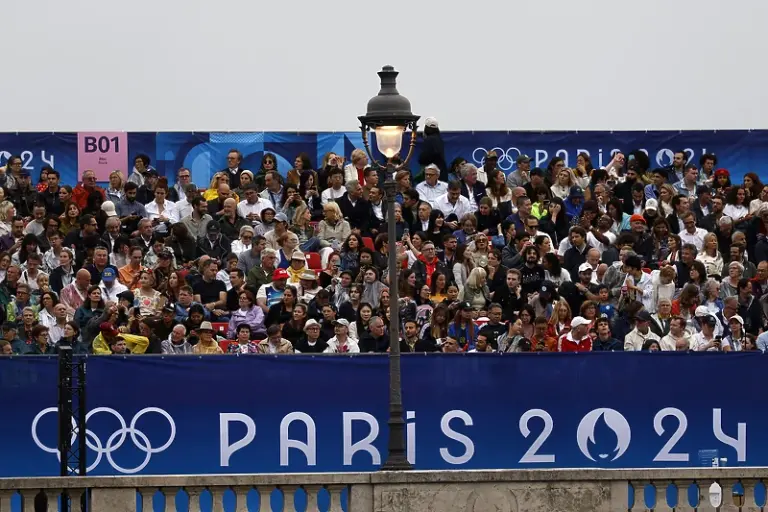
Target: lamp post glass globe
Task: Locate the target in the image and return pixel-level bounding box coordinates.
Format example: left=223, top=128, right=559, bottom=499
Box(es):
left=374, top=126, right=405, bottom=159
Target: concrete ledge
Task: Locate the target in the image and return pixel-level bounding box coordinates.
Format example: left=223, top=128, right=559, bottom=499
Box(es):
left=0, top=468, right=763, bottom=490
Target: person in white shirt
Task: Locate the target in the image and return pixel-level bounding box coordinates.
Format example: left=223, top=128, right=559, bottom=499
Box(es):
left=624, top=310, right=660, bottom=351
left=145, top=185, right=178, bottom=227
left=343, top=149, right=369, bottom=184
left=175, top=184, right=198, bottom=220
left=321, top=168, right=346, bottom=205
left=432, top=182, right=471, bottom=229
left=237, top=184, right=268, bottom=225
left=324, top=319, right=360, bottom=353
left=689, top=314, right=721, bottom=351
left=748, top=186, right=768, bottom=214
left=678, top=212, right=708, bottom=252
left=659, top=316, right=691, bottom=351
left=98, top=267, right=128, bottom=303
left=415, top=164, right=448, bottom=207
left=259, top=171, right=284, bottom=209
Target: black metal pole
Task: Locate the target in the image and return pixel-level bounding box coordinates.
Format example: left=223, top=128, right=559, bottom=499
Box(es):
left=77, top=357, right=87, bottom=477
left=381, top=166, right=412, bottom=471
left=58, top=346, right=73, bottom=478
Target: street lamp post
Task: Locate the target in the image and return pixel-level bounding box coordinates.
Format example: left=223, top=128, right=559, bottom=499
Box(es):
left=358, top=65, right=419, bottom=471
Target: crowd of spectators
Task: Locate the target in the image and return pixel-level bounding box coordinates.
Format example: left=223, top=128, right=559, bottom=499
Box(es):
left=2, top=119, right=768, bottom=355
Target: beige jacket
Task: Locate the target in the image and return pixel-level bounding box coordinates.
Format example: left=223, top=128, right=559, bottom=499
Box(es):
left=257, top=338, right=294, bottom=354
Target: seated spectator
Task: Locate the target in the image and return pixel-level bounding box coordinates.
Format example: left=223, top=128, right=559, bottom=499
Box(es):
left=161, top=325, right=193, bottom=354
left=324, top=318, right=359, bottom=353
left=257, top=324, right=294, bottom=354
left=191, top=321, right=223, bottom=354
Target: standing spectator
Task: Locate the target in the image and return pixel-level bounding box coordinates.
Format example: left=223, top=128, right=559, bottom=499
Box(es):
left=417, top=118, right=448, bottom=182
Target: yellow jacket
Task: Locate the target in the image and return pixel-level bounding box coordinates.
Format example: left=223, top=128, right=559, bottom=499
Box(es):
left=92, top=333, right=150, bottom=355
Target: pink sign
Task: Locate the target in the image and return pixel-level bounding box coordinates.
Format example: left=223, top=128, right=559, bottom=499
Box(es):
left=77, top=132, right=128, bottom=181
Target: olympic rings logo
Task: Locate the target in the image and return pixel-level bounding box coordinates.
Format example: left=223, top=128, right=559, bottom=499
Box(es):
left=31, top=407, right=176, bottom=474
left=472, top=147, right=522, bottom=171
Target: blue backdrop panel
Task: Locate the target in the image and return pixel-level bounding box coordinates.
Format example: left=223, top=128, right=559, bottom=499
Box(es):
left=0, top=353, right=761, bottom=478
left=1, top=130, right=767, bottom=189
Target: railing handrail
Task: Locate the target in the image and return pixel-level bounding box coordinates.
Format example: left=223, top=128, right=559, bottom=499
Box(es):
left=0, top=468, right=764, bottom=490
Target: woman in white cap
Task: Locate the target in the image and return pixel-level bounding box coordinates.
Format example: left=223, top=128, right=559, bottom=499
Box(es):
left=722, top=315, right=746, bottom=351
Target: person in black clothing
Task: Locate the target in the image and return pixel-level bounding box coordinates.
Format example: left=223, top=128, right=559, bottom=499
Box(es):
left=478, top=303, right=507, bottom=349
left=417, top=118, right=448, bottom=182
left=519, top=246, right=544, bottom=299
left=281, top=303, right=308, bottom=346
left=144, top=306, right=178, bottom=344
left=400, top=319, right=437, bottom=352
left=337, top=180, right=372, bottom=236
left=293, top=319, right=329, bottom=353
left=563, top=226, right=592, bottom=281
left=494, top=268, right=525, bottom=321
left=265, top=285, right=297, bottom=327
left=559, top=263, right=600, bottom=315
left=592, top=316, right=623, bottom=351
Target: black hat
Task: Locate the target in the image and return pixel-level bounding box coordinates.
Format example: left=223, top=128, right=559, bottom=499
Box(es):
left=206, top=222, right=221, bottom=233
left=117, top=291, right=134, bottom=304
left=635, top=310, right=652, bottom=322
left=539, top=281, right=556, bottom=295
left=459, top=301, right=473, bottom=310
left=530, top=167, right=544, bottom=177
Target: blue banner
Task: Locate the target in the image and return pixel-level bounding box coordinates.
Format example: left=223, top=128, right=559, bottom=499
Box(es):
left=0, top=353, right=759, bottom=478
left=0, top=130, right=766, bottom=188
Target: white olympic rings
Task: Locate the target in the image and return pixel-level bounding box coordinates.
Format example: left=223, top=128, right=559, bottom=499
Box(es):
left=472, top=147, right=522, bottom=171
left=31, top=406, right=176, bottom=474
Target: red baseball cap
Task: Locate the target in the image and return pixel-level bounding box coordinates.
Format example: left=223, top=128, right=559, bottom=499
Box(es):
left=629, top=214, right=646, bottom=224
left=99, top=322, right=120, bottom=337
left=272, top=268, right=289, bottom=281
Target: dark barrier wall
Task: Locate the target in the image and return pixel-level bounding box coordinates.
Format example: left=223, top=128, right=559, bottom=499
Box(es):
left=0, top=353, right=759, bottom=477
left=0, top=130, right=764, bottom=188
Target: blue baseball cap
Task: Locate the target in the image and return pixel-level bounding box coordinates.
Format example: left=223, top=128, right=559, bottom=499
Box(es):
left=101, top=267, right=116, bottom=282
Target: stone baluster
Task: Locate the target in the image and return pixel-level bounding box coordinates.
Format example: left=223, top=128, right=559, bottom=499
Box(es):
left=43, top=490, right=59, bottom=512
left=627, top=480, right=650, bottom=510
left=185, top=486, right=205, bottom=512
left=718, top=479, right=745, bottom=512
left=208, top=486, right=226, bottom=512
left=303, top=485, right=322, bottom=512
left=695, top=480, right=719, bottom=512
left=281, top=485, right=298, bottom=512
left=138, top=487, right=157, bottom=512
left=669, top=480, right=696, bottom=512
left=20, top=490, right=39, bottom=512
left=325, top=485, right=348, bottom=512
left=232, top=486, right=252, bottom=512
left=651, top=481, right=673, bottom=511
left=68, top=488, right=86, bottom=512
left=0, top=490, right=14, bottom=512
left=161, top=487, right=179, bottom=512
left=739, top=479, right=763, bottom=512
left=256, top=485, right=273, bottom=512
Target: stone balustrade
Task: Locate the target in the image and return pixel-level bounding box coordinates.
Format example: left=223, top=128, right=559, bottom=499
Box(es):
left=0, top=468, right=766, bottom=511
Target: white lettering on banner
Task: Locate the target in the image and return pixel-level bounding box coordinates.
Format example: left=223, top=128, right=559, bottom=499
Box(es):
left=279, top=412, right=317, bottom=466
left=439, top=410, right=474, bottom=465
left=713, top=408, right=747, bottom=462
left=219, top=413, right=255, bottom=467
left=0, top=150, right=56, bottom=170
left=343, top=412, right=381, bottom=466
left=31, top=406, right=749, bottom=471
left=519, top=409, right=555, bottom=463
left=653, top=407, right=689, bottom=462
left=471, top=147, right=709, bottom=170
left=576, top=408, right=631, bottom=462
left=406, top=410, right=416, bottom=465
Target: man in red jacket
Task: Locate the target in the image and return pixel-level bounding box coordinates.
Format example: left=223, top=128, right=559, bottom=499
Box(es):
left=558, top=316, right=592, bottom=352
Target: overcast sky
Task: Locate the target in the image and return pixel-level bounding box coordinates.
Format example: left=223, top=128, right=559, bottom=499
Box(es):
left=1, top=0, right=765, bottom=131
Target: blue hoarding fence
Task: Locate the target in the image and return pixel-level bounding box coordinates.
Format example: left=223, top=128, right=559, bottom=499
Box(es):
left=0, top=130, right=766, bottom=189
left=0, top=353, right=762, bottom=478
